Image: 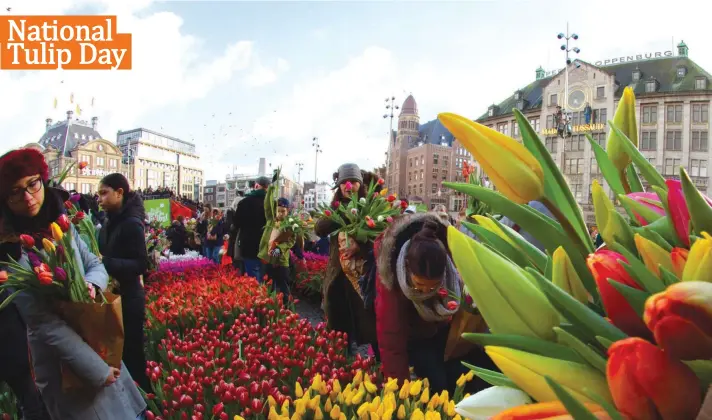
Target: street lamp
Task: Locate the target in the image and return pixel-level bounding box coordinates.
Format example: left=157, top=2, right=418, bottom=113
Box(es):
left=296, top=162, right=304, bottom=203
left=312, top=137, right=322, bottom=183
left=383, top=96, right=398, bottom=184
left=557, top=23, right=581, bottom=138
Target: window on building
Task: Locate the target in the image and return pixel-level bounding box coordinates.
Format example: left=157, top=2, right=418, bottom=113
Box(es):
left=665, top=130, right=682, bottom=151
left=529, top=118, right=540, bottom=132
left=442, top=156, right=448, bottom=166
left=512, top=121, right=519, bottom=137
left=692, top=104, right=709, bottom=123
left=432, top=183, right=438, bottom=194
left=571, top=183, right=584, bottom=203
left=545, top=137, right=557, bottom=153
left=420, top=170, right=424, bottom=180
left=566, top=135, right=586, bottom=152
left=442, top=170, right=448, bottom=180
left=591, top=133, right=606, bottom=148
left=645, top=81, right=657, bottom=93
left=665, top=158, right=681, bottom=175
left=488, top=108, right=494, bottom=117
left=695, top=78, right=708, bottom=90
left=691, top=131, right=709, bottom=152
left=96, top=157, right=105, bottom=166
left=433, top=154, right=439, bottom=165
left=409, top=159, right=412, bottom=167
left=419, top=184, right=423, bottom=194
left=408, top=172, right=412, bottom=182
left=80, top=155, right=90, bottom=163
left=640, top=132, right=657, bottom=151
left=690, top=159, right=709, bottom=177
left=596, top=86, right=605, bottom=98
left=498, top=123, right=509, bottom=136
left=666, top=104, right=683, bottom=123
left=591, top=158, right=600, bottom=174
left=565, top=158, right=584, bottom=174
left=677, top=67, right=687, bottom=77
left=432, top=168, right=439, bottom=179
left=642, top=106, right=658, bottom=124
left=550, top=94, right=558, bottom=106
left=109, top=159, right=117, bottom=168
left=81, top=183, right=91, bottom=194
left=546, top=115, right=554, bottom=129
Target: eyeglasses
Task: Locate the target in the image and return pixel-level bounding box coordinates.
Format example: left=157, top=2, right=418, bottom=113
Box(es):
left=7, top=178, right=43, bottom=203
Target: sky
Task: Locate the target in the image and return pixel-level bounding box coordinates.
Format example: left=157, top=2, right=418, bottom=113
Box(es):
left=2, top=0, right=711, bottom=185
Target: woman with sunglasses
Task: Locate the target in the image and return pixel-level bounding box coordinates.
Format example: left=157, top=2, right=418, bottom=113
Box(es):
left=0, top=149, right=146, bottom=419
left=373, top=212, right=497, bottom=394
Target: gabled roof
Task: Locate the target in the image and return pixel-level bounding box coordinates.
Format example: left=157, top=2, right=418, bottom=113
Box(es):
left=477, top=56, right=712, bottom=122
left=38, top=119, right=103, bottom=157
left=418, top=119, right=455, bottom=147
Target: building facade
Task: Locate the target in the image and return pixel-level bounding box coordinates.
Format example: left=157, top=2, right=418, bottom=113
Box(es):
left=303, top=182, right=332, bottom=211
left=117, top=128, right=204, bottom=201
left=477, top=41, right=710, bottom=225
left=27, top=111, right=126, bottom=194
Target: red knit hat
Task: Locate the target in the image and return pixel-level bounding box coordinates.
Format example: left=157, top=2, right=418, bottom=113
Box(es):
left=0, top=148, right=49, bottom=198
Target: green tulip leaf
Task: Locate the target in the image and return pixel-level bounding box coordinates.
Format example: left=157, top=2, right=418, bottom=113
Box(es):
left=516, top=109, right=593, bottom=252
left=462, top=362, right=520, bottom=389
left=587, top=135, right=625, bottom=197
left=643, top=215, right=683, bottom=248
left=462, top=332, right=583, bottom=363
left=607, top=279, right=651, bottom=319
left=0, top=289, right=22, bottom=312
left=626, top=165, right=645, bottom=193
left=583, top=388, right=626, bottom=420
left=680, top=167, right=712, bottom=237
left=544, top=376, right=601, bottom=420
left=659, top=266, right=680, bottom=287
left=489, top=215, right=548, bottom=273
left=527, top=268, right=628, bottom=343
left=607, top=121, right=667, bottom=190
left=444, top=182, right=598, bottom=298
left=632, top=226, right=673, bottom=252
left=618, top=195, right=664, bottom=227
left=608, top=210, right=638, bottom=254
left=553, top=327, right=608, bottom=374
left=463, top=222, right=531, bottom=269
left=684, top=360, right=712, bottom=389
left=610, top=244, right=666, bottom=294
left=596, top=336, right=615, bottom=349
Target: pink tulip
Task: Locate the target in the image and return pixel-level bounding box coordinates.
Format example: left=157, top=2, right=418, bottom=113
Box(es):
left=666, top=179, right=712, bottom=246
left=627, top=192, right=665, bottom=226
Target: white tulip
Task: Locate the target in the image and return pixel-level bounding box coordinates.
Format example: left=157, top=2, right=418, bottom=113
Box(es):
left=377, top=215, right=384, bottom=222
left=359, top=197, right=367, bottom=204
left=454, top=386, right=532, bottom=420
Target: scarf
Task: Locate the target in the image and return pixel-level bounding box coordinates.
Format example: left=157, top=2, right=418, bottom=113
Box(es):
left=396, top=239, right=462, bottom=323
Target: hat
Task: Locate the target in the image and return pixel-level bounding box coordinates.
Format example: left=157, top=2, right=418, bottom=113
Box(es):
left=0, top=148, right=49, bottom=198
left=277, top=197, right=290, bottom=208
left=336, top=163, right=363, bottom=186
left=256, top=176, right=271, bottom=188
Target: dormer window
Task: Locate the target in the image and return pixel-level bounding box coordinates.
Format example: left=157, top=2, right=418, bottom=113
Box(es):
left=677, top=66, right=687, bottom=78
left=695, top=77, right=708, bottom=90
left=632, top=68, right=642, bottom=82
left=645, top=78, right=658, bottom=93
left=514, top=90, right=522, bottom=100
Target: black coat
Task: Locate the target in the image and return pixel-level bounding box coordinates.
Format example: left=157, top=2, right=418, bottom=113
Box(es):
left=167, top=223, right=187, bottom=255
left=98, top=193, right=148, bottom=297
left=233, top=189, right=267, bottom=259
left=205, top=219, right=226, bottom=248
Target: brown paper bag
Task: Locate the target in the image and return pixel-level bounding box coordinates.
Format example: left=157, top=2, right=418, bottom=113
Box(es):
left=337, top=232, right=366, bottom=298
left=56, top=292, right=124, bottom=390
left=444, top=309, right=488, bottom=362
left=698, top=386, right=712, bottom=420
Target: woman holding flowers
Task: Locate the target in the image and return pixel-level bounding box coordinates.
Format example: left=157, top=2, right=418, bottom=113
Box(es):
left=374, top=213, right=495, bottom=394
left=315, top=163, right=381, bottom=356
left=97, top=173, right=152, bottom=395
left=0, top=149, right=145, bottom=419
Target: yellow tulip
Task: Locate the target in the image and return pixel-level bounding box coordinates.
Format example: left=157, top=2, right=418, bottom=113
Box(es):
left=384, top=378, right=398, bottom=393
left=50, top=222, right=63, bottom=242
left=330, top=405, right=341, bottom=420
left=473, top=215, right=517, bottom=247
left=354, top=370, right=364, bottom=385
left=42, top=238, right=56, bottom=254
left=295, top=382, right=304, bottom=398
left=325, top=399, right=333, bottom=413
left=314, top=407, right=324, bottom=420
left=290, top=413, right=301, bottom=420
left=425, top=412, right=441, bottom=420
left=357, top=402, right=370, bottom=418
left=439, top=390, right=449, bottom=408
left=438, top=112, right=544, bottom=204
left=446, top=401, right=456, bottom=417
left=606, top=86, right=638, bottom=173
left=682, top=232, right=712, bottom=282
left=308, top=395, right=320, bottom=411
left=269, top=407, right=280, bottom=420
left=552, top=246, right=589, bottom=304
left=235, top=416, right=246, bottom=420
left=282, top=400, right=290, bottom=417
left=634, top=234, right=674, bottom=278
left=364, top=379, right=377, bottom=394
left=294, top=399, right=306, bottom=416
left=268, top=396, right=278, bottom=408
left=453, top=416, right=462, bottom=420
left=410, top=409, right=425, bottom=420
left=485, top=346, right=613, bottom=405
left=419, top=388, right=430, bottom=405
left=379, top=188, right=388, bottom=196
left=409, top=380, right=423, bottom=397
left=448, top=226, right=559, bottom=340
left=396, top=405, right=406, bottom=420
left=398, top=380, right=410, bottom=400
left=351, top=386, right=365, bottom=405
left=368, top=412, right=379, bottom=420
left=382, top=407, right=394, bottom=420
left=426, top=394, right=439, bottom=411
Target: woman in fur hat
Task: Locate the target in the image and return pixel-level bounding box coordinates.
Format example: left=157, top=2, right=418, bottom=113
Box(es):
left=314, top=163, right=381, bottom=356
left=0, top=148, right=146, bottom=419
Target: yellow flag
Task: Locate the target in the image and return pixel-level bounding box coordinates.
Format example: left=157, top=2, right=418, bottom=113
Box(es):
left=70, top=93, right=74, bottom=104
left=53, top=97, right=58, bottom=109
left=75, top=104, right=81, bottom=116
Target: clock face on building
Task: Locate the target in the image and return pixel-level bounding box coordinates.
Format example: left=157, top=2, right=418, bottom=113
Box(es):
left=568, top=90, right=586, bottom=110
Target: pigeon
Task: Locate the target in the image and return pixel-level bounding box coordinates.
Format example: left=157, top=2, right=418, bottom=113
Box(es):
left=6, top=7, right=11, bottom=12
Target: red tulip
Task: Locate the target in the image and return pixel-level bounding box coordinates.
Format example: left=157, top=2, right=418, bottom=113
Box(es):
left=377, top=178, right=385, bottom=185
left=56, top=214, right=71, bottom=232
left=324, top=209, right=332, bottom=217
left=19, top=234, right=35, bottom=249
left=64, top=200, right=74, bottom=210
left=670, top=248, right=688, bottom=278
left=666, top=179, right=712, bottom=246
left=78, top=161, right=88, bottom=170
left=387, top=194, right=396, bottom=203
left=0, top=271, right=7, bottom=284
left=437, top=287, right=449, bottom=298
left=644, top=281, right=712, bottom=361
left=586, top=250, right=650, bottom=338
left=607, top=337, right=701, bottom=419
left=366, top=219, right=376, bottom=228
left=74, top=211, right=86, bottom=222
left=626, top=192, right=665, bottom=226
left=446, top=301, right=458, bottom=311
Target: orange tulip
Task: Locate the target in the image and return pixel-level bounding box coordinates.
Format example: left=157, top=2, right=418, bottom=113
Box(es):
left=670, top=248, right=688, bottom=278
left=0, top=271, right=7, bottom=283
left=491, top=401, right=611, bottom=419
left=607, top=337, right=701, bottom=420
left=644, top=281, right=712, bottom=361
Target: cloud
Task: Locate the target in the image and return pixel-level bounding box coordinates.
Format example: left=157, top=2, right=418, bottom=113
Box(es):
left=0, top=0, right=253, bottom=154
left=245, top=57, right=290, bottom=88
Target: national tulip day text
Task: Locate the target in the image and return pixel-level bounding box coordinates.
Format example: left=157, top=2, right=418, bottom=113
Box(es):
left=4, top=19, right=128, bottom=70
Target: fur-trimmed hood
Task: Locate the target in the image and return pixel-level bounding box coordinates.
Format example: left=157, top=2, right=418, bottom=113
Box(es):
left=377, top=212, right=450, bottom=291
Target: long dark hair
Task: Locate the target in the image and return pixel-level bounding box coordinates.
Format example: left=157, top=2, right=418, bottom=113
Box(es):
left=100, top=173, right=132, bottom=204
left=406, top=219, right=449, bottom=280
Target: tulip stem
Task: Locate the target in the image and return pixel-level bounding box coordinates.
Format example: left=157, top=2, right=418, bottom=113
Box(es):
left=541, top=198, right=589, bottom=256
left=620, top=169, right=632, bottom=195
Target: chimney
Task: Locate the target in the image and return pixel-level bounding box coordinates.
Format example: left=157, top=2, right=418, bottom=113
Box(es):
left=66, top=110, right=73, bottom=122
left=258, top=158, right=266, bottom=176
left=45, top=118, right=53, bottom=132
left=91, top=116, right=98, bottom=130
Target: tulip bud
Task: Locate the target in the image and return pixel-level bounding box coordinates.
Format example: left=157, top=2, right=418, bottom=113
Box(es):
left=587, top=250, right=650, bottom=338
left=19, top=234, right=35, bottom=249
left=454, top=386, right=532, bottom=419
left=438, top=112, right=544, bottom=204
left=625, top=192, right=665, bottom=226
left=473, top=215, right=517, bottom=248
left=682, top=232, right=712, bottom=282
left=552, top=247, right=589, bottom=304
left=592, top=181, right=634, bottom=251
left=324, top=210, right=332, bottom=217
left=606, top=87, right=638, bottom=173
left=448, top=226, right=559, bottom=341
left=485, top=346, right=613, bottom=405
left=78, top=162, right=88, bottom=170
left=42, top=238, right=56, bottom=254
left=54, top=267, right=67, bottom=282
left=664, top=179, right=712, bottom=247
left=50, top=222, right=64, bottom=242
left=387, top=195, right=396, bottom=203
left=644, top=281, right=712, bottom=360
left=344, top=181, right=353, bottom=192
left=57, top=214, right=71, bottom=232
left=491, top=401, right=610, bottom=420
left=607, top=337, right=701, bottom=419
left=634, top=234, right=674, bottom=278
left=0, top=271, right=8, bottom=284
left=670, top=247, right=689, bottom=278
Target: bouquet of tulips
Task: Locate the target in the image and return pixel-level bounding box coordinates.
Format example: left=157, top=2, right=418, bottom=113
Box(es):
left=277, top=212, right=313, bottom=242
left=64, top=194, right=101, bottom=257
left=437, top=87, right=712, bottom=419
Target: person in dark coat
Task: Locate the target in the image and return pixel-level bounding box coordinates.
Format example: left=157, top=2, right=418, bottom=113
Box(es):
left=205, top=209, right=226, bottom=264
left=97, top=173, right=153, bottom=395
left=234, top=177, right=270, bottom=281
left=166, top=216, right=188, bottom=255
left=314, top=164, right=381, bottom=356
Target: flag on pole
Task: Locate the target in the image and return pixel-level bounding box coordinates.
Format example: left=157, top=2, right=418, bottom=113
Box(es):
left=91, top=97, right=95, bottom=107
left=70, top=93, right=74, bottom=104
left=53, top=97, right=58, bottom=109
left=75, top=104, right=81, bottom=116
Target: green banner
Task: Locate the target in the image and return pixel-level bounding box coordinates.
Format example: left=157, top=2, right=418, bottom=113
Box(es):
left=144, top=199, right=171, bottom=227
